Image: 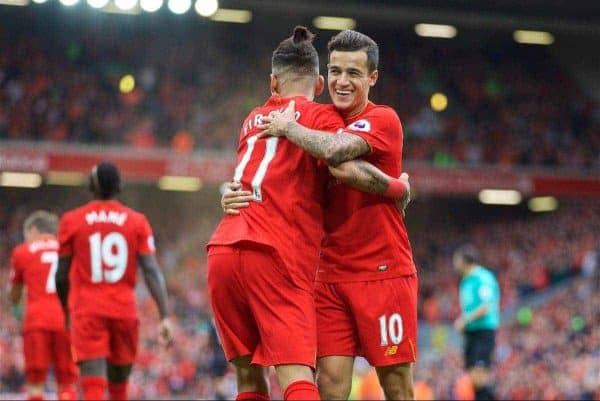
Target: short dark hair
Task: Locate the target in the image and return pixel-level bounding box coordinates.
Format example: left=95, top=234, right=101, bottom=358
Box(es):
left=327, top=30, right=379, bottom=72
left=455, top=244, right=480, bottom=265
left=89, top=161, right=121, bottom=200
left=272, top=26, right=319, bottom=77
left=23, top=210, right=58, bottom=235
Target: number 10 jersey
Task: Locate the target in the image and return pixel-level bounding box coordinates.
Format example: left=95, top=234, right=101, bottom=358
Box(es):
left=208, top=95, right=344, bottom=290
left=58, top=200, right=155, bottom=319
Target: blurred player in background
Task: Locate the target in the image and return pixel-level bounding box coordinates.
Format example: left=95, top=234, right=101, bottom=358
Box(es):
left=453, top=244, right=500, bottom=401
left=208, top=26, right=409, bottom=401
left=55, top=161, right=173, bottom=401
left=257, top=30, right=417, bottom=400
left=9, top=211, right=78, bottom=401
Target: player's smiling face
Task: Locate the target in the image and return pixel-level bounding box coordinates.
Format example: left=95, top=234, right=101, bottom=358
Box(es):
left=327, top=50, right=378, bottom=118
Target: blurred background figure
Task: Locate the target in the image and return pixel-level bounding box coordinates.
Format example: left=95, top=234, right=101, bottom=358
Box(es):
left=9, top=211, right=78, bottom=401
left=453, top=244, right=500, bottom=400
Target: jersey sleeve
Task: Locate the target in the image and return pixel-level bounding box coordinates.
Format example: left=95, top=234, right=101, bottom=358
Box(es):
left=344, top=108, right=402, bottom=156
left=137, top=214, right=156, bottom=255
left=57, top=213, right=75, bottom=257
left=10, top=247, right=24, bottom=285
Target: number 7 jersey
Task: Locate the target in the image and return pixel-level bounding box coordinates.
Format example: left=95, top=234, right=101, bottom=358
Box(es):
left=58, top=200, right=156, bottom=319
left=10, top=237, right=65, bottom=332
left=208, top=95, right=344, bottom=289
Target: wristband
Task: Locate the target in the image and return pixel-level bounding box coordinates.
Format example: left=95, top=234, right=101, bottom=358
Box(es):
left=384, top=178, right=406, bottom=198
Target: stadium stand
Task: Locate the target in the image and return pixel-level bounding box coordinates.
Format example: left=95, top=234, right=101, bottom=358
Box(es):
left=1, top=188, right=598, bottom=399
left=1, top=2, right=599, bottom=400
left=1, top=19, right=599, bottom=170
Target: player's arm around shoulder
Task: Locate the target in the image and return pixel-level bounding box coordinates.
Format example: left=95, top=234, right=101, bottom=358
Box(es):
left=258, top=100, right=370, bottom=166
left=328, top=162, right=411, bottom=215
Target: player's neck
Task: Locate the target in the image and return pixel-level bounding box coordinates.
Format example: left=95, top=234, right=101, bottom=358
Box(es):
left=342, top=98, right=369, bottom=120
left=277, top=86, right=314, bottom=101
left=463, top=265, right=478, bottom=277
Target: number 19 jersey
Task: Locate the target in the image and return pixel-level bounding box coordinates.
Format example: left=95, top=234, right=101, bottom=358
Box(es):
left=58, top=200, right=155, bottom=319
left=208, top=95, right=344, bottom=289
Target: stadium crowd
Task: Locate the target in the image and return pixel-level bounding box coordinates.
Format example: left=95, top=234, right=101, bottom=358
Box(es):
left=1, top=20, right=599, bottom=170
left=1, top=9, right=599, bottom=400
left=415, top=275, right=600, bottom=401
left=1, top=188, right=598, bottom=399
left=415, top=201, right=600, bottom=324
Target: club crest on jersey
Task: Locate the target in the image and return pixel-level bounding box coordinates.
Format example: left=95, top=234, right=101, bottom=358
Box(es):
left=347, top=119, right=371, bottom=132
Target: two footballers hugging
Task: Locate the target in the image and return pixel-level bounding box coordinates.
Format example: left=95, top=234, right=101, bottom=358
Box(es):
left=208, top=26, right=418, bottom=400
left=9, top=26, right=417, bottom=401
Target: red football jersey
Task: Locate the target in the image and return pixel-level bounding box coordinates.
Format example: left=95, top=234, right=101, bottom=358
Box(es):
left=208, top=95, right=344, bottom=289
left=10, top=236, right=66, bottom=332
left=317, top=102, right=416, bottom=283
left=58, top=200, right=155, bottom=319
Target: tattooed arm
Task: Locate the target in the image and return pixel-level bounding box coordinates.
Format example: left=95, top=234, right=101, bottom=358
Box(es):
left=328, top=159, right=391, bottom=194
left=258, top=101, right=370, bottom=167
left=285, top=121, right=369, bottom=167
left=328, top=161, right=411, bottom=215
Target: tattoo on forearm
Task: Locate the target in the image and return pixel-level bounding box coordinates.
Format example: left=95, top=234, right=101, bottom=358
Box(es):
left=342, top=160, right=390, bottom=194
left=286, top=122, right=370, bottom=166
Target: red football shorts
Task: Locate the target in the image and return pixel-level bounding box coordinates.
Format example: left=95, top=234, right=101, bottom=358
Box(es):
left=23, top=329, right=78, bottom=385
left=207, top=244, right=317, bottom=368
left=70, top=315, right=139, bottom=365
left=315, top=274, right=418, bottom=367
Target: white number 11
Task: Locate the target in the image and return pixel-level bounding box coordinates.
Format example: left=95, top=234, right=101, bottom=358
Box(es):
left=233, top=136, right=279, bottom=202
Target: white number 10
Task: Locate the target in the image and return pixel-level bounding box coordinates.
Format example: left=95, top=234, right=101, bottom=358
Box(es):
left=89, top=232, right=128, bottom=283
left=379, top=313, right=403, bottom=346
left=233, top=136, right=279, bottom=202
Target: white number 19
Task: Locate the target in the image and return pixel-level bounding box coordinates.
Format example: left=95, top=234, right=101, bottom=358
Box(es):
left=89, top=232, right=128, bottom=283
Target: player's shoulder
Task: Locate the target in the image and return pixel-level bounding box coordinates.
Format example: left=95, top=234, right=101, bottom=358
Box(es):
left=119, top=203, right=149, bottom=225
left=62, top=201, right=94, bottom=219
left=11, top=243, right=28, bottom=259
left=247, top=104, right=266, bottom=117
left=347, top=103, right=400, bottom=133
left=480, top=267, right=498, bottom=282
left=364, top=103, right=401, bottom=123
left=303, top=102, right=340, bottom=118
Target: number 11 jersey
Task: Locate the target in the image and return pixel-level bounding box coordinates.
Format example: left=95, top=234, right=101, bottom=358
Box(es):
left=208, top=95, right=344, bottom=290
left=58, top=200, right=155, bottom=319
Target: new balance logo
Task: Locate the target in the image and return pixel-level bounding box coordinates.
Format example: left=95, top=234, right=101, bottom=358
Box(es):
left=384, top=345, right=398, bottom=356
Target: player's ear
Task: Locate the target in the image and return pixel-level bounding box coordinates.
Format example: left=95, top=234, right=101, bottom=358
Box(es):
left=315, top=75, right=325, bottom=96
left=270, top=74, right=278, bottom=95
left=369, top=69, right=378, bottom=87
